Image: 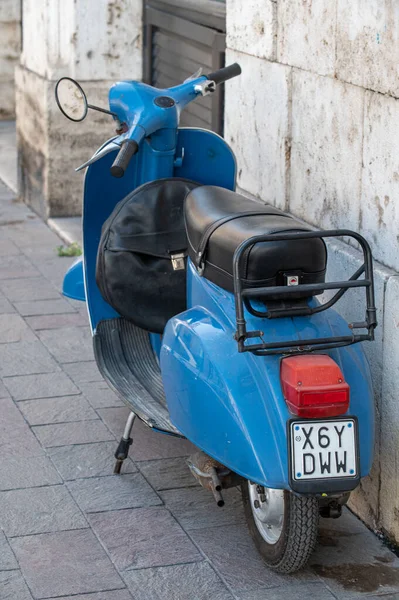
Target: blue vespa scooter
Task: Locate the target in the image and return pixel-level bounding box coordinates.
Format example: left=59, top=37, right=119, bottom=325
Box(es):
left=55, top=64, right=377, bottom=573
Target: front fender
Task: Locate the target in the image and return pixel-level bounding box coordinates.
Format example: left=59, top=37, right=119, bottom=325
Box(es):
left=63, top=258, right=85, bottom=301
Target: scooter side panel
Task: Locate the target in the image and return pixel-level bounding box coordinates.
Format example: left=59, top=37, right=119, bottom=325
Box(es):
left=161, top=261, right=375, bottom=489
left=161, top=305, right=288, bottom=486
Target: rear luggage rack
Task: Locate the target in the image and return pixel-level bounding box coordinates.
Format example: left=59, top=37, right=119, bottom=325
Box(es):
left=233, top=230, right=377, bottom=356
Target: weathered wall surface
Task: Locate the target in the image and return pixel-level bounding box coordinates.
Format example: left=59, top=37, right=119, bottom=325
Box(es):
left=225, top=0, right=399, bottom=541
left=16, top=0, right=143, bottom=218
left=0, top=0, right=21, bottom=119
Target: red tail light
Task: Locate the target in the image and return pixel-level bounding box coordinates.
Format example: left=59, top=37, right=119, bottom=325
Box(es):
left=280, top=355, right=349, bottom=418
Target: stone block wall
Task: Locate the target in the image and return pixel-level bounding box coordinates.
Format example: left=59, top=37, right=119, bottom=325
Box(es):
left=225, top=0, right=399, bottom=541
left=0, top=0, right=21, bottom=119
left=16, top=0, right=143, bottom=218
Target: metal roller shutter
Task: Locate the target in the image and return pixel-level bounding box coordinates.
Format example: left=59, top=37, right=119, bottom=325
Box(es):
left=143, top=1, right=226, bottom=134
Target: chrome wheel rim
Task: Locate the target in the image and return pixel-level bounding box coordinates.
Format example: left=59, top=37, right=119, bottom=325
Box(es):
left=248, top=482, right=284, bottom=545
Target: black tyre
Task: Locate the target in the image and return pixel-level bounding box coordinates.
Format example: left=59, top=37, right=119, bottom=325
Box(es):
left=241, top=481, right=319, bottom=573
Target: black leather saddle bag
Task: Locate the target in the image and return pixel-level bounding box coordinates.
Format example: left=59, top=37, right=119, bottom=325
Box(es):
left=96, top=178, right=199, bottom=333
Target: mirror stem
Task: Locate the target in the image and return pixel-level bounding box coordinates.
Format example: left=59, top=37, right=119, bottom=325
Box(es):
left=87, top=104, right=118, bottom=118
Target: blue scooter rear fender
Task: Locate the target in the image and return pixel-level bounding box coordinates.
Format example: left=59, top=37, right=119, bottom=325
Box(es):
left=160, top=261, right=375, bottom=490
left=161, top=305, right=289, bottom=486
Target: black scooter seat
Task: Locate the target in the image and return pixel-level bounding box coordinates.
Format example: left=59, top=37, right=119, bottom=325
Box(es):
left=184, top=186, right=327, bottom=295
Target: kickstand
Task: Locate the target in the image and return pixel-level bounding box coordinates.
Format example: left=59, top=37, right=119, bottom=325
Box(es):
left=114, top=411, right=136, bottom=474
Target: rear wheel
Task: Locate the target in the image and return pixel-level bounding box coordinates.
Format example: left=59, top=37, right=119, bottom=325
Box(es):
left=241, top=481, right=319, bottom=573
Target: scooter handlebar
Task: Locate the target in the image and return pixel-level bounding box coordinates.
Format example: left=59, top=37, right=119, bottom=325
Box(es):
left=108, top=64, right=241, bottom=177
left=110, top=140, right=139, bottom=178
left=206, top=63, right=241, bottom=85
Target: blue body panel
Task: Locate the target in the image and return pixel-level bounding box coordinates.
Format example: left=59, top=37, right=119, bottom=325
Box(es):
left=62, top=258, right=85, bottom=301
left=74, top=128, right=236, bottom=330
left=160, top=260, right=375, bottom=489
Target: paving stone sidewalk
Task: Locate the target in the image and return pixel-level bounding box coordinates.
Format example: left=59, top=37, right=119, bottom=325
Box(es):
left=0, top=179, right=398, bottom=600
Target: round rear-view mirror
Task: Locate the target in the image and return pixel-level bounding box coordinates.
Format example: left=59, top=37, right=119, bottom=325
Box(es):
left=55, top=77, right=88, bottom=122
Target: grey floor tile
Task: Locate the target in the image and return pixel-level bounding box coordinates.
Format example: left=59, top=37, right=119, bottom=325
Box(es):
left=0, top=379, right=10, bottom=398
left=33, top=420, right=114, bottom=447
left=0, top=294, right=15, bottom=314
left=0, top=424, right=44, bottom=459
left=312, top=563, right=399, bottom=598
left=4, top=372, right=80, bottom=401
left=0, top=277, right=60, bottom=302
left=11, top=529, right=125, bottom=598
left=0, top=254, right=40, bottom=280
left=311, top=527, right=399, bottom=567
left=95, top=407, right=135, bottom=438
left=78, top=381, right=124, bottom=408
left=360, top=592, right=399, bottom=600
left=36, top=267, right=75, bottom=293
left=0, top=485, right=87, bottom=536
left=139, top=457, right=200, bottom=491
left=67, top=298, right=89, bottom=312
left=38, top=327, right=94, bottom=363
left=0, top=341, right=59, bottom=377
left=0, top=194, right=30, bottom=213
left=15, top=298, right=77, bottom=317
left=123, top=561, right=234, bottom=600
left=0, top=238, right=20, bottom=257
left=98, top=408, right=195, bottom=460
left=19, top=245, right=64, bottom=264
left=89, top=506, right=201, bottom=571
left=45, top=592, right=133, bottom=600
left=62, top=361, right=103, bottom=384
left=236, top=582, right=337, bottom=600
left=18, top=395, right=98, bottom=425
left=190, top=524, right=318, bottom=592
left=0, top=180, right=22, bottom=204
left=0, top=570, right=33, bottom=600
left=310, top=527, right=399, bottom=598
left=318, top=507, right=371, bottom=535
left=1, top=204, right=30, bottom=221
left=0, top=530, right=18, bottom=570
left=0, top=455, right=62, bottom=491
left=67, top=473, right=161, bottom=513
left=7, top=224, right=61, bottom=248
left=48, top=442, right=137, bottom=480
left=22, top=243, right=74, bottom=261
left=130, top=418, right=196, bottom=461
left=159, top=486, right=244, bottom=531
left=0, top=314, right=36, bottom=344
left=26, top=312, right=88, bottom=330
left=0, top=396, right=28, bottom=427
left=0, top=398, right=44, bottom=458
left=0, top=181, right=17, bottom=204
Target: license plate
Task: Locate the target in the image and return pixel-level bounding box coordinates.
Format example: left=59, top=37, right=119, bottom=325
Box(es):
left=290, top=419, right=358, bottom=481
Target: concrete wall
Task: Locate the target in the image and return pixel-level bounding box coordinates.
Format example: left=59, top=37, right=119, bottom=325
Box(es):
left=0, top=0, right=21, bottom=119
left=225, top=0, right=399, bottom=541
left=16, top=0, right=143, bottom=218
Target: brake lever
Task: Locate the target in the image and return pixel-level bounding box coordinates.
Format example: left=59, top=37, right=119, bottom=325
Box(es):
left=75, top=138, right=121, bottom=172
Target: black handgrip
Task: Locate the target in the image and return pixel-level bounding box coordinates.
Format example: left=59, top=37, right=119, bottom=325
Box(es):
left=206, top=63, right=242, bottom=85
left=110, top=140, right=139, bottom=178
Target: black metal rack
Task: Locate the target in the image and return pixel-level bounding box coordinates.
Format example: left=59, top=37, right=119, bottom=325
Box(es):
left=233, top=230, right=377, bottom=356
